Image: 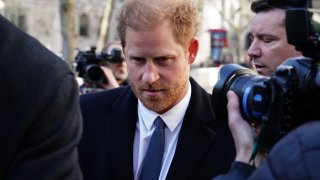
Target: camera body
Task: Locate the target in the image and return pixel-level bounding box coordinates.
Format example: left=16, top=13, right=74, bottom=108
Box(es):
left=74, top=46, right=125, bottom=85
left=213, top=58, right=320, bottom=150
left=212, top=1, right=320, bottom=151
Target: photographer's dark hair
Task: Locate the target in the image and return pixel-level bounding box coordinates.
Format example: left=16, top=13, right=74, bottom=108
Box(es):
left=251, top=0, right=273, bottom=13
left=251, top=0, right=308, bottom=13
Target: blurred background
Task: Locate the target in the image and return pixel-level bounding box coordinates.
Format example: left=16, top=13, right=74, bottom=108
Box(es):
left=0, top=0, right=256, bottom=92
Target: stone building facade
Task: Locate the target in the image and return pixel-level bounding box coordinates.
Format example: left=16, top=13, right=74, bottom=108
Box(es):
left=1, top=0, right=121, bottom=57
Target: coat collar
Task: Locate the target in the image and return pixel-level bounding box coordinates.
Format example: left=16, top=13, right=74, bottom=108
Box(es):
left=166, top=77, right=217, bottom=179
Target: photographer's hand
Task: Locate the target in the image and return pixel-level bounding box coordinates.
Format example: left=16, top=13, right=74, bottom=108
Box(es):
left=227, top=91, right=255, bottom=164
left=100, top=66, right=120, bottom=89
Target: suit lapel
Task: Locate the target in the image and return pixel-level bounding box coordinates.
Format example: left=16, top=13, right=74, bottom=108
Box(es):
left=106, top=87, right=138, bottom=179
left=167, top=78, right=217, bottom=179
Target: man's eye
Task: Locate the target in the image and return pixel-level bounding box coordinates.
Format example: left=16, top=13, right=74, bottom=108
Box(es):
left=249, top=35, right=254, bottom=41
left=263, top=39, right=273, bottom=43
left=261, top=36, right=275, bottom=43
left=156, top=57, right=168, bottom=62
left=132, top=57, right=144, bottom=62
left=155, top=57, right=174, bottom=65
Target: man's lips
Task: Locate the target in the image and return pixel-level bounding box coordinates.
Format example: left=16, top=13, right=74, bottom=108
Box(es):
left=254, top=64, right=269, bottom=75
left=142, top=89, right=164, bottom=96
left=254, top=64, right=266, bottom=71
left=254, top=64, right=265, bottom=69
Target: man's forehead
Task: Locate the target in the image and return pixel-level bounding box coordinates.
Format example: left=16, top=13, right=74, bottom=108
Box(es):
left=253, top=9, right=285, bottom=23
left=250, top=10, right=286, bottom=35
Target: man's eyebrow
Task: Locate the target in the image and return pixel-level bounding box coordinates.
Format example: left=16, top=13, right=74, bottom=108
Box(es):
left=256, top=33, right=277, bottom=39
left=128, top=55, right=143, bottom=58
left=154, top=55, right=173, bottom=59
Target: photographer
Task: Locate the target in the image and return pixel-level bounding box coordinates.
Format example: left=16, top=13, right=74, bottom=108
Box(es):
left=76, top=42, right=128, bottom=94
left=101, top=41, right=128, bottom=87
left=212, top=0, right=320, bottom=179
left=247, top=0, right=303, bottom=76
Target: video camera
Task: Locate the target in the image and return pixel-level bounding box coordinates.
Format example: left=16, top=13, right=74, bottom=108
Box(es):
left=212, top=0, right=320, bottom=152
left=74, top=46, right=124, bottom=85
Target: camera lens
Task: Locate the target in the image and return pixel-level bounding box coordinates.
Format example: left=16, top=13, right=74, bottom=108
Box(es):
left=212, top=64, right=270, bottom=124
left=85, top=64, right=105, bottom=84
left=231, top=74, right=270, bottom=124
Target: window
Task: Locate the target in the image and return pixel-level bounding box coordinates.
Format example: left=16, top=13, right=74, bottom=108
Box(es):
left=79, top=13, right=89, bottom=37
left=4, top=7, right=27, bottom=32
left=17, top=14, right=26, bottom=31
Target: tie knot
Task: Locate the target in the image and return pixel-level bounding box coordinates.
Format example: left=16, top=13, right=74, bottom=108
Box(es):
left=154, top=116, right=165, bottom=129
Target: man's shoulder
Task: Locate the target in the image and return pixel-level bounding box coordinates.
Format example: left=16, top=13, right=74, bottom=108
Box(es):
left=189, top=77, right=214, bottom=111
left=272, top=121, right=320, bottom=152
left=251, top=121, right=320, bottom=179
left=0, top=14, right=73, bottom=88
left=80, top=85, right=133, bottom=108
left=189, top=77, right=212, bottom=97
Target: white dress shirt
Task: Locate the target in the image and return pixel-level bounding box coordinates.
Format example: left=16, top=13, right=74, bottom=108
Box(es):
left=133, top=82, right=192, bottom=180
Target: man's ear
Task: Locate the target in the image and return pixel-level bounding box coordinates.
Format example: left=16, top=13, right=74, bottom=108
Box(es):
left=188, top=38, right=199, bottom=64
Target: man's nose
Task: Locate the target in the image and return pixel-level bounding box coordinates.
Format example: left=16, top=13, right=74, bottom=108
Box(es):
left=247, top=39, right=261, bottom=58
left=142, top=61, right=160, bottom=84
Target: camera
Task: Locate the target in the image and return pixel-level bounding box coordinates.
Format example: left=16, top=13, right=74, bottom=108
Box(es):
left=74, top=46, right=125, bottom=85
left=212, top=1, right=320, bottom=151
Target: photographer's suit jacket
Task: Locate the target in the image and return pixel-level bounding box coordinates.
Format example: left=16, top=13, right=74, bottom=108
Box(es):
left=0, top=15, right=82, bottom=179
left=78, top=78, right=236, bottom=180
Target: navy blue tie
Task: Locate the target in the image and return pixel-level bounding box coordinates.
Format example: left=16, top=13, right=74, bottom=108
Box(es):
left=139, top=116, right=165, bottom=180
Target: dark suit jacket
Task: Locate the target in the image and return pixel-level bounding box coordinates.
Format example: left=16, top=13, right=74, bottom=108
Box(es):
left=79, top=78, right=235, bottom=180
left=0, top=15, right=83, bottom=179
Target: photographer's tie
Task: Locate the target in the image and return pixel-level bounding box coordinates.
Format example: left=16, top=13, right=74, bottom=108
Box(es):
left=139, top=116, right=165, bottom=180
